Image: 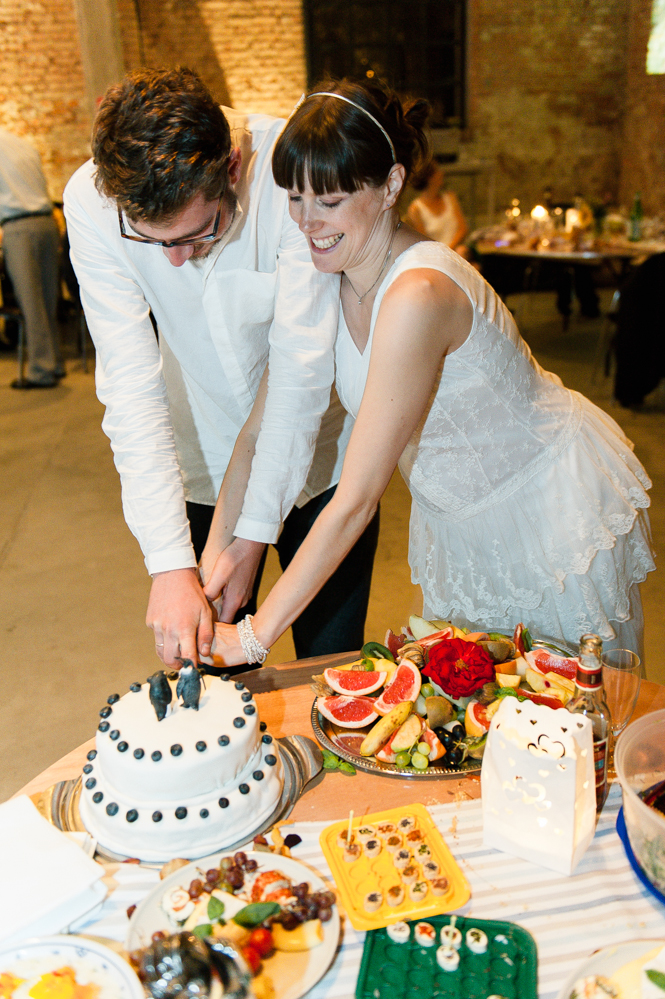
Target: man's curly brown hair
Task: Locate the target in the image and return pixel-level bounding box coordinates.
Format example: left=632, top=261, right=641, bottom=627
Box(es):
left=92, top=67, right=231, bottom=224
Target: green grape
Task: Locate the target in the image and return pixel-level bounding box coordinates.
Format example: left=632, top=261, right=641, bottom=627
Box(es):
left=416, top=742, right=431, bottom=756
left=395, top=751, right=411, bottom=768
left=411, top=752, right=429, bottom=770
left=420, top=683, right=436, bottom=698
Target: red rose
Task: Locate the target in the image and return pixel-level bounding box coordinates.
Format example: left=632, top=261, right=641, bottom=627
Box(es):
left=422, top=638, right=494, bottom=699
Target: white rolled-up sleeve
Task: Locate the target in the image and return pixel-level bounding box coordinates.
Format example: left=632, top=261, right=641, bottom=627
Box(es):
left=234, top=198, right=340, bottom=543
left=64, top=175, right=196, bottom=574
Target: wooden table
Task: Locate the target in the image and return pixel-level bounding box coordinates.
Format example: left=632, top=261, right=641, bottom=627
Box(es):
left=17, top=653, right=665, bottom=820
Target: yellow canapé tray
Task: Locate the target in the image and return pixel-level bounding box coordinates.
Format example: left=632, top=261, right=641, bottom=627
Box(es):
left=319, top=802, right=470, bottom=931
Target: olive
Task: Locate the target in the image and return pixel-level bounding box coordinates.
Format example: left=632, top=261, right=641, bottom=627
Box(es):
left=293, top=883, right=309, bottom=899
left=318, top=906, right=333, bottom=922
left=220, top=857, right=234, bottom=871
left=233, top=851, right=247, bottom=868
left=151, top=931, right=166, bottom=942
left=280, top=912, right=299, bottom=931
left=244, top=858, right=258, bottom=872
left=205, top=869, right=219, bottom=884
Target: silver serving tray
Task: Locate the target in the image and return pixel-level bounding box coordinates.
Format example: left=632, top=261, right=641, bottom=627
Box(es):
left=310, top=637, right=576, bottom=780
left=38, top=735, right=322, bottom=868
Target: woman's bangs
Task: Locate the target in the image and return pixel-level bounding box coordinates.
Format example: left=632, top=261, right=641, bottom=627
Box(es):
left=273, top=115, right=364, bottom=194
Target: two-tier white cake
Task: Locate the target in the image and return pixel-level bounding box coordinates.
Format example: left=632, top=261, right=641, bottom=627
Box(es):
left=79, top=671, right=283, bottom=861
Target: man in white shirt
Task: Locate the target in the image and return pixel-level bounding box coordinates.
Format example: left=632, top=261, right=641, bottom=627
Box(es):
left=64, top=68, right=378, bottom=670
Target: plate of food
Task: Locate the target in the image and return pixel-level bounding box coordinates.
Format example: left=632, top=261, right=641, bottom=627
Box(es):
left=319, top=804, right=470, bottom=931
left=0, top=934, right=144, bottom=998
left=127, top=848, right=340, bottom=999
left=556, top=939, right=665, bottom=999
left=311, top=616, right=578, bottom=778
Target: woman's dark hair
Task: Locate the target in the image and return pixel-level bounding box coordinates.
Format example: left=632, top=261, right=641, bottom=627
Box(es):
left=410, top=158, right=441, bottom=192
left=272, top=78, right=430, bottom=195
left=92, top=67, right=231, bottom=223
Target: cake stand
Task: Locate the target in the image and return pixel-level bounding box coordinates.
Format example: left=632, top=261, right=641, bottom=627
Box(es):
left=36, top=734, right=322, bottom=867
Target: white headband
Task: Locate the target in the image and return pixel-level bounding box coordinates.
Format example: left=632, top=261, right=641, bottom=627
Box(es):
left=298, top=92, right=397, bottom=164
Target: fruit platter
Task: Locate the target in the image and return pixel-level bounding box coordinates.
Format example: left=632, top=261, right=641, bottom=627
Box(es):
left=311, top=615, right=578, bottom=778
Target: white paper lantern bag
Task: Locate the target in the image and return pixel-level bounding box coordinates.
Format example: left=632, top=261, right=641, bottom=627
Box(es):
left=481, top=696, right=596, bottom=874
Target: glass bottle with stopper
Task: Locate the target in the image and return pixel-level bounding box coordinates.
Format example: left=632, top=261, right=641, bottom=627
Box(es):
left=567, top=634, right=611, bottom=813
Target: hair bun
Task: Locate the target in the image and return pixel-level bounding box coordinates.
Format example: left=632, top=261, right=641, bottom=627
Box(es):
left=404, top=98, right=431, bottom=132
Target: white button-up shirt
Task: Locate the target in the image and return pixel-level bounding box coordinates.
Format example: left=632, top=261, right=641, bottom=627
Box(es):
left=64, top=110, right=349, bottom=575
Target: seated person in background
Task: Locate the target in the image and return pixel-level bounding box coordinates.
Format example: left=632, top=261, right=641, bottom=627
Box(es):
left=64, top=68, right=379, bottom=668
left=613, top=251, right=665, bottom=408
left=0, top=127, right=64, bottom=388
left=205, top=78, right=654, bottom=669
left=405, top=159, right=469, bottom=257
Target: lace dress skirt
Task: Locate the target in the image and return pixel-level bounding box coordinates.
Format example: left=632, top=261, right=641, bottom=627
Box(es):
left=408, top=392, right=654, bottom=655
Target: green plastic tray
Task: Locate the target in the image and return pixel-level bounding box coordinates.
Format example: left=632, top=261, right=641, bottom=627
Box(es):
left=355, top=913, right=538, bottom=999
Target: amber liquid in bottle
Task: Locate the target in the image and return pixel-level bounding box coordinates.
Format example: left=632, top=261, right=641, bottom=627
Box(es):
left=567, top=633, right=611, bottom=812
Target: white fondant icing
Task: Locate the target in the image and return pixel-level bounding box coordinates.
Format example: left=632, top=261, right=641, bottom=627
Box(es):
left=79, top=675, right=283, bottom=861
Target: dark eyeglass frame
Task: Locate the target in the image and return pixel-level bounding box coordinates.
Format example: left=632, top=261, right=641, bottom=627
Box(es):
left=118, top=189, right=226, bottom=247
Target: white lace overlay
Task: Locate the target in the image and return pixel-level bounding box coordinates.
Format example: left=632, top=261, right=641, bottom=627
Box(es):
left=335, top=241, right=655, bottom=646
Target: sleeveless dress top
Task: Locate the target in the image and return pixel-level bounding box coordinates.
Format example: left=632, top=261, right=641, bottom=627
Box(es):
left=334, top=241, right=654, bottom=646
left=410, top=193, right=460, bottom=246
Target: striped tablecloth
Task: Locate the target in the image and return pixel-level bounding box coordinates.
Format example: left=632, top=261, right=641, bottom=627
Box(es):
left=79, top=784, right=665, bottom=999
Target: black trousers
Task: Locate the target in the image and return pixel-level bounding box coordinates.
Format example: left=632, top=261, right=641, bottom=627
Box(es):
left=187, top=484, right=379, bottom=661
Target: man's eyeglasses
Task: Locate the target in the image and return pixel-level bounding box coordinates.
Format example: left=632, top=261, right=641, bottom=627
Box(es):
left=118, top=190, right=226, bottom=248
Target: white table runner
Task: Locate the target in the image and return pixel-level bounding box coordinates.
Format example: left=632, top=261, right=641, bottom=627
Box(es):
left=78, top=784, right=665, bottom=999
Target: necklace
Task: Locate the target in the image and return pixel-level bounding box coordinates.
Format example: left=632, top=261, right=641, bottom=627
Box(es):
left=345, top=221, right=402, bottom=306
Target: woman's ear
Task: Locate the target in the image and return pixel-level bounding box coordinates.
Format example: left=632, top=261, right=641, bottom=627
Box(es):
left=384, top=163, right=406, bottom=209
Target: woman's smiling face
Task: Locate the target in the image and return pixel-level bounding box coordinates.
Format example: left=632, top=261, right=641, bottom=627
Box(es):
left=286, top=181, right=390, bottom=274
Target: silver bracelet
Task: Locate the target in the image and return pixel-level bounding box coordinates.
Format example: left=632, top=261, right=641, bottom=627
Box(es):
left=237, top=614, right=270, bottom=665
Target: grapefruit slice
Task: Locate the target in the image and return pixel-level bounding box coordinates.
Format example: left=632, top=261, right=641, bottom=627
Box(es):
left=525, top=648, right=578, bottom=681
left=414, top=627, right=455, bottom=650
left=373, top=661, right=422, bottom=716
left=421, top=726, right=445, bottom=761
left=515, top=687, right=565, bottom=710
left=323, top=667, right=387, bottom=695
left=465, top=700, right=491, bottom=737
left=316, top=695, right=379, bottom=728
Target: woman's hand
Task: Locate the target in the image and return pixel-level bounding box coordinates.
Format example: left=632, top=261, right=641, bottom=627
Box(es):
left=201, top=538, right=267, bottom=622
left=209, top=621, right=248, bottom=667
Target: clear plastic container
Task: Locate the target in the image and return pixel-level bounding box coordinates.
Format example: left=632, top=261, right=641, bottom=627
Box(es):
left=615, top=709, right=665, bottom=891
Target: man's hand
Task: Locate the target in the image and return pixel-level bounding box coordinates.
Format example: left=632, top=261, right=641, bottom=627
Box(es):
left=201, top=538, right=266, bottom=623
left=146, top=567, right=214, bottom=665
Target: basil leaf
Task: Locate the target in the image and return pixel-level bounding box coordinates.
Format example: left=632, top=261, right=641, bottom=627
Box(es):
left=207, top=895, right=225, bottom=921
left=233, top=901, right=281, bottom=927
left=191, top=923, right=213, bottom=939
left=646, top=969, right=665, bottom=992
left=339, top=760, right=356, bottom=775
left=522, top=627, right=533, bottom=653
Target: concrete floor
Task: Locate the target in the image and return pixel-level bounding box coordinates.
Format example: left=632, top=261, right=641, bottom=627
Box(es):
left=1, top=289, right=663, bottom=801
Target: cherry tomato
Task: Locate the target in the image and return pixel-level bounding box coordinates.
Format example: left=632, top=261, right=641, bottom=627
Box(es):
left=248, top=927, right=274, bottom=958
left=241, top=945, right=262, bottom=975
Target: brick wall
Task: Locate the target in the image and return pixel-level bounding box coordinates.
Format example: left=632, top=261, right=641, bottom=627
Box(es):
left=0, top=0, right=91, bottom=199
left=620, top=0, right=665, bottom=215
left=463, top=0, right=628, bottom=220
left=3, top=0, right=664, bottom=219
left=117, top=0, right=307, bottom=118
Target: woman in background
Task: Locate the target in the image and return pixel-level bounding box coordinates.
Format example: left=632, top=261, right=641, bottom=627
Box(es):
left=203, top=79, right=654, bottom=667
left=406, top=158, right=469, bottom=256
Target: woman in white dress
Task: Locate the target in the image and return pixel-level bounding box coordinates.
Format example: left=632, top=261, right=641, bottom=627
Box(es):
left=406, top=159, right=469, bottom=256
left=204, top=80, right=654, bottom=667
